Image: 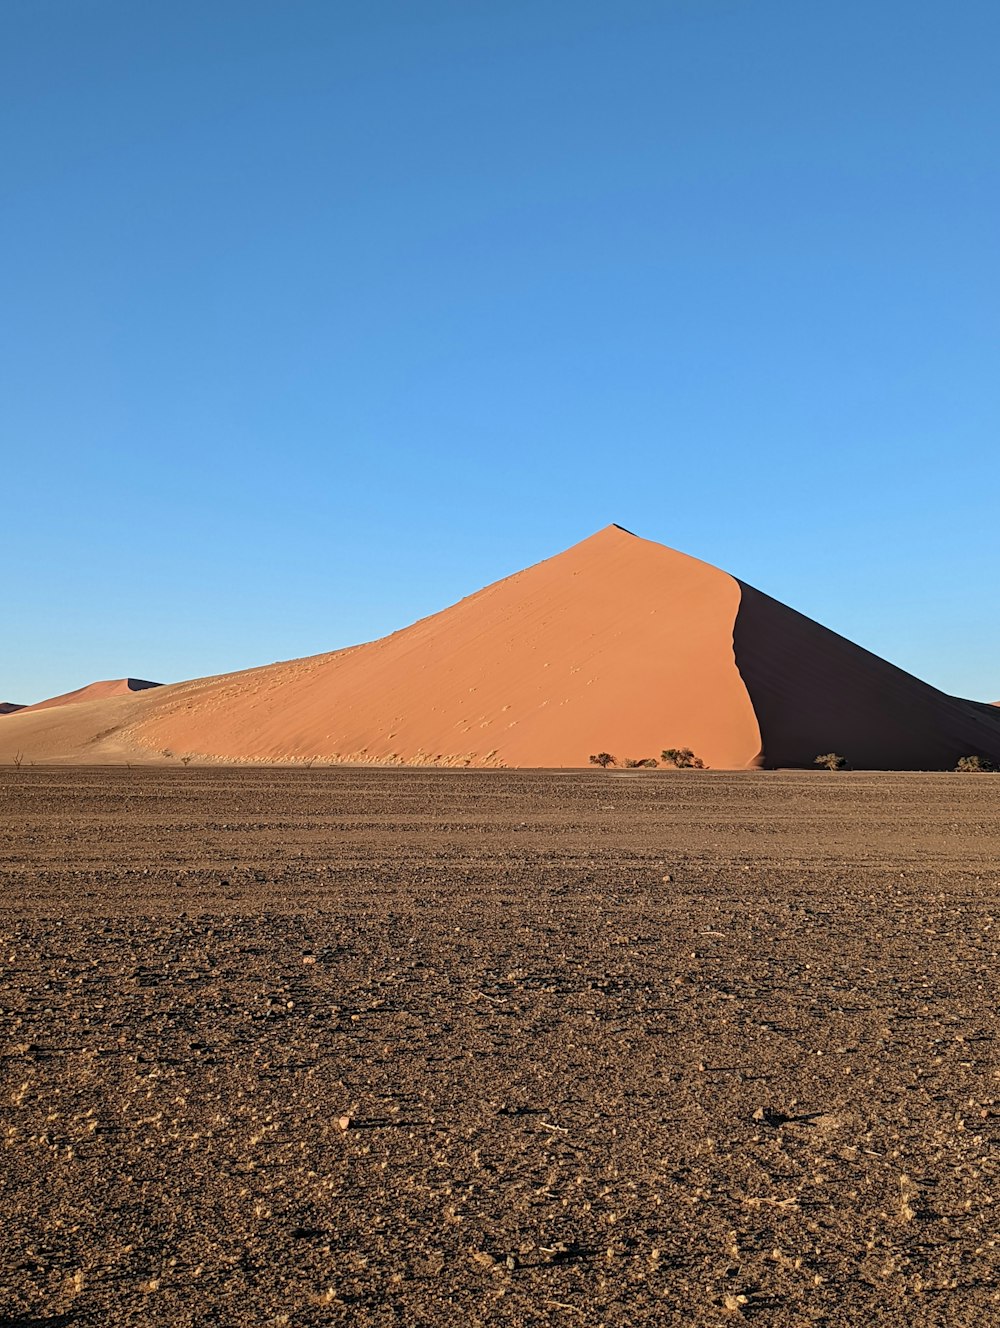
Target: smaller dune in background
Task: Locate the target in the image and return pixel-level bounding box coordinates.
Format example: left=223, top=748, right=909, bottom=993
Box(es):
left=17, top=678, right=161, bottom=715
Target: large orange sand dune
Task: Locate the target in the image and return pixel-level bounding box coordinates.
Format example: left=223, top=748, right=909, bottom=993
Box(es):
left=1, top=527, right=998, bottom=769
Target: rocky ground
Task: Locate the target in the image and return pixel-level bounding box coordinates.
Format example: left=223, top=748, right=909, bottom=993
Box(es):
left=1, top=767, right=998, bottom=1326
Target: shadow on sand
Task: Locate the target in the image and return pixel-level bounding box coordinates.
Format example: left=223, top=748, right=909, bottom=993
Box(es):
left=733, top=581, right=1000, bottom=769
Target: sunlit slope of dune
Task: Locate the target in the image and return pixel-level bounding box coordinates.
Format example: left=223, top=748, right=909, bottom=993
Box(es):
left=120, top=525, right=761, bottom=768
left=0, top=692, right=165, bottom=763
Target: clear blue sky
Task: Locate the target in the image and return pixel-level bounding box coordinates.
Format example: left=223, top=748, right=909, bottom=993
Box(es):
left=4, top=0, right=998, bottom=704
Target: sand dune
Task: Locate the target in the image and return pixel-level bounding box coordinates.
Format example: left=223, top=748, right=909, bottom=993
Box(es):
left=0, top=702, right=25, bottom=715
left=1, top=527, right=998, bottom=769
left=18, top=678, right=161, bottom=715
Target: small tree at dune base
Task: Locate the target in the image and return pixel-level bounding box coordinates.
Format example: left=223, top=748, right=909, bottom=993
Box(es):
left=661, top=747, right=706, bottom=769
left=589, top=752, right=616, bottom=768
left=624, top=757, right=659, bottom=769
left=956, top=755, right=997, bottom=772
left=814, top=753, right=847, bottom=771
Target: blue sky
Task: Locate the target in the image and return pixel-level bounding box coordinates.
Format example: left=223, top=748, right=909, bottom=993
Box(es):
left=3, top=0, right=998, bottom=703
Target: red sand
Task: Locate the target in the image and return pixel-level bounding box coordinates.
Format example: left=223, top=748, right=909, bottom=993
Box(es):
left=1, top=528, right=998, bottom=769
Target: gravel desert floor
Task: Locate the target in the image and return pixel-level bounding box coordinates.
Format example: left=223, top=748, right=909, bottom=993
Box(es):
left=1, top=767, right=998, bottom=1327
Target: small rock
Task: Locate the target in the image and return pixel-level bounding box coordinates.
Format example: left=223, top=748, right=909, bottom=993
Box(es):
left=302, top=955, right=317, bottom=966
left=338, top=1115, right=352, bottom=1132
left=752, top=1106, right=790, bottom=1127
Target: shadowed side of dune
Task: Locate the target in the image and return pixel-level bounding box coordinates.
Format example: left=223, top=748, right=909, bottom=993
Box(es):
left=733, top=582, right=1000, bottom=769
left=0, top=702, right=25, bottom=715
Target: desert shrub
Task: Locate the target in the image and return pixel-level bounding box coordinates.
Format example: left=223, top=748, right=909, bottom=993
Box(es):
left=956, top=754, right=997, bottom=772
left=589, top=752, right=616, bottom=768
left=661, top=747, right=706, bottom=769
left=814, top=752, right=847, bottom=771
left=624, top=757, right=659, bottom=769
